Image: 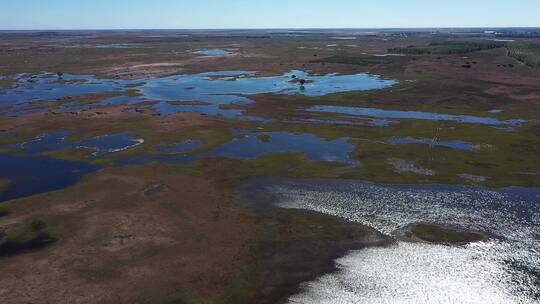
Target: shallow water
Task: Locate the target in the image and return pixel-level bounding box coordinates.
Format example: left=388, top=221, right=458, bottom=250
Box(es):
left=0, top=153, right=100, bottom=202
left=17, top=130, right=143, bottom=157
left=242, top=178, right=540, bottom=303
left=310, top=105, right=526, bottom=126
left=0, top=73, right=126, bottom=109
left=389, top=136, right=476, bottom=150
left=140, top=70, right=395, bottom=117
left=294, top=117, right=396, bottom=127
left=193, top=49, right=235, bottom=56
left=206, top=130, right=358, bottom=165
left=0, top=70, right=396, bottom=118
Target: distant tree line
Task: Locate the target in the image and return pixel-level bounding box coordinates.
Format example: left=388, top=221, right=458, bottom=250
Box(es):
left=506, top=43, right=540, bottom=68
left=388, top=42, right=505, bottom=55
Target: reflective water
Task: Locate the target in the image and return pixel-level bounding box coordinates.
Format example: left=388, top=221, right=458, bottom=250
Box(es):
left=0, top=73, right=125, bottom=108
left=206, top=130, right=358, bottom=165
left=193, top=49, right=235, bottom=56
left=389, top=136, right=476, bottom=150
left=140, top=70, right=395, bottom=117
left=16, top=130, right=144, bottom=157
left=294, top=117, right=396, bottom=127
left=242, top=178, right=540, bottom=303
left=0, top=153, right=100, bottom=202
left=310, top=105, right=526, bottom=126
left=0, top=71, right=396, bottom=118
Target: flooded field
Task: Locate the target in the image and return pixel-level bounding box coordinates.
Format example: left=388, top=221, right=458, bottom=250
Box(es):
left=0, top=70, right=396, bottom=118
left=13, top=130, right=143, bottom=157
left=241, top=178, right=540, bottom=303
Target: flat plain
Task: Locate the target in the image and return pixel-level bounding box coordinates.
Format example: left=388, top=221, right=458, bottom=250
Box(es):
left=0, top=29, right=539, bottom=303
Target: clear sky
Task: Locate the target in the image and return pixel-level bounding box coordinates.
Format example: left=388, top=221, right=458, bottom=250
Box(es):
left=1, top=0, right=539, bottom=30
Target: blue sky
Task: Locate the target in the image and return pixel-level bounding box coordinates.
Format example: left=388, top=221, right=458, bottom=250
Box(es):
left=1, top=0, right=539, bottom=30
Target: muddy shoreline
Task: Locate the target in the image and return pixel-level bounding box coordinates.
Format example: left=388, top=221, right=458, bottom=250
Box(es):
left=237, top=178, right=395, bottom=303
left=250, top=208, right=394, bottom=304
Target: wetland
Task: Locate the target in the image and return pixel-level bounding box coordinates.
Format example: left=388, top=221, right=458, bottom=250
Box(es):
left=0, top=29, right=539, bottom=304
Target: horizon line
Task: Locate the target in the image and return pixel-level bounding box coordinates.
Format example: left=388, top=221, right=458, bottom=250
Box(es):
left=1, top=26, right=540, bottom=32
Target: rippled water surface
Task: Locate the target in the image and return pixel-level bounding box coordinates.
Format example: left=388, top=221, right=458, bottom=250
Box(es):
left=242, top=178, right=540, bottom=303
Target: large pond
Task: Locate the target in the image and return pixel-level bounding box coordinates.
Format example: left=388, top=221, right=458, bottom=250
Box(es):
left=0, top=70, right=396, bottom=118
left=240, top=178, right=540, bottom=304
left=204, top=130, right=358, bottom=165
left=0, top=153, right=100, bottom=202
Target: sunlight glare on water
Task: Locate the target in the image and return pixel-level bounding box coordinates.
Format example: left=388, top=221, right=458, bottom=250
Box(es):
left=246, top=179, right=540, bottom=304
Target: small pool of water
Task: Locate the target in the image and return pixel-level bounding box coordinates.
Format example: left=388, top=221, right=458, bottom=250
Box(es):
left=16, top=130, right=144, bottom=157
left=193, top=49, right=235, bottom=56
left=389, top=136, right=476, bottom=150
left=241, top=178, right=540, bottom=304
left=0, top=153, right=100, bottom=202
left=205, top=130, right=358, bottom=165
left=309, top=105, right=526, bottom=126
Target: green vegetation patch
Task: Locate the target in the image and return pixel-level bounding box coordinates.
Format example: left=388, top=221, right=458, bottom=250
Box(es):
left=311, top=54, right=410, bottom=74
left=0, top=219, right=59, bottom=257
left=312, top=54, right=404, bottom=66
left=408, top=223, right=486, bottom=245
left=507, top=43, right=540, bottom=68
left=389, top=41, right=504, bottom=55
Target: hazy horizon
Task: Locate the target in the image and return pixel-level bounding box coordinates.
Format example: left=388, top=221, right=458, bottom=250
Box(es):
left=1, top=27, right=540, bottom=32
left=2, top=0, right=539, bottom=30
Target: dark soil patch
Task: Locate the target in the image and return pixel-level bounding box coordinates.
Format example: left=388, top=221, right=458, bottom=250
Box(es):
left=143, top=183, right=169, bottom=197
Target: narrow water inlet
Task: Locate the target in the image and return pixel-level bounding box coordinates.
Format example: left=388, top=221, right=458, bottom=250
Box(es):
left=309, top=105, right=526, bottom=126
